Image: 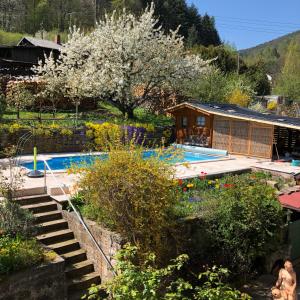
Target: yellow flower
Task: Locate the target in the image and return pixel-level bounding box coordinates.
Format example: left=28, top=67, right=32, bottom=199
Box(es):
left=208, top=180, right=212, bottom=185
left=215, top=178, right=219, bottom=182
left=187, top=183, right=194, bottom=188
left=215, top=184, right=220, bottom=189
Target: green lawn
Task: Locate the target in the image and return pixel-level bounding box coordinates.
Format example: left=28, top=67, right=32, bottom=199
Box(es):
left=2, top=103, right=174, bottom=127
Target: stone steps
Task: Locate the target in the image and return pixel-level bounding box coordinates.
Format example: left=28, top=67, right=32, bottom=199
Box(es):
left=61, top=249, right=88, bottom=265
left=36, top=228, right=74, bottom=245
left=66, top=260, right=95, bottom=278
left=39, top=219, right=69, bottom=234
left=19, top=194, right=102, bottom=300
left=22, top=201, right=58, bottom=214
left=48, top=239, right=80, bottom=255
left=67, top=272, right=101, bottom=292
left=14, top=194, right=52, bottom=206
left=34, top=210, right=63, bottom=223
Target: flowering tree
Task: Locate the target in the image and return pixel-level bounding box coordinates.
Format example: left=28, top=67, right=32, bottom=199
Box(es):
left=35, top=4, right=210, bottom=119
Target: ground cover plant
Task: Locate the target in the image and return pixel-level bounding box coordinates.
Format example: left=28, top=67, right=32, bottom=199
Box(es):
left=0, top=198, right=45, bottom=278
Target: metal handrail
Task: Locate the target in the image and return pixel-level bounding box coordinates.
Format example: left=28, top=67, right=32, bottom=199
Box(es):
left=41, top=158, right=116, bottom=276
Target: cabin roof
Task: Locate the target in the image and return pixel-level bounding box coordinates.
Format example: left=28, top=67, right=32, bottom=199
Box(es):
left=17, top=37, right=62, bottom=51
left=166, top=101, right=300, bottom=130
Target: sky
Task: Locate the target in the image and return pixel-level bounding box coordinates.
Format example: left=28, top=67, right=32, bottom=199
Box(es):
left=187, top=0, right=300, bottom=50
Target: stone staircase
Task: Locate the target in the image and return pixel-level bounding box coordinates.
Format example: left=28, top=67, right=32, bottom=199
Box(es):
left=17, top=194, right=101, bottom=300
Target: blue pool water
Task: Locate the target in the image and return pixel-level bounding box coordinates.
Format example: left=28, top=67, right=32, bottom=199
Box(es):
left=22, top=150, right=223, bottom=171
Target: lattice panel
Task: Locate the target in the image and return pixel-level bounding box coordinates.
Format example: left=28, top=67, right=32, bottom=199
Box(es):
left=230, top=121, right=250, bottom=155
left=212, top=117, right=230, bottom=150
left=250, top=126, right=273, bottom=158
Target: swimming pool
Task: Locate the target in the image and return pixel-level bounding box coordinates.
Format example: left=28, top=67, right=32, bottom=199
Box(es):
left=21, top=150, right=226, bottom=171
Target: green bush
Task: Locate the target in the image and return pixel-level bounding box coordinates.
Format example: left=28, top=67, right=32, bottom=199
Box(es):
left=203, top=174, right=284, bottom=276
left=0, top=235, right=44, bottom=276
left=0, top=200, right=38, bottom=238
left=77, top=145, right=179, bottom=257
left=84, top=244, right=250, bottom=300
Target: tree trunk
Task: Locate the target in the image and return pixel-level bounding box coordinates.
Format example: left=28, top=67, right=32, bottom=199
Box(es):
left=127, top=107, right=134, bottom=119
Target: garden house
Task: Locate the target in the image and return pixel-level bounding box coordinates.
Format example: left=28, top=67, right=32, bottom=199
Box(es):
left=0, top=36, right=62, bottom=76
left=166, top=101, right=300, bottom=159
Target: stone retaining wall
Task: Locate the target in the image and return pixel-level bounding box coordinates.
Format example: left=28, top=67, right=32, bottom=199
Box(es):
left=0, top=256, right=66, bottom=300
left=61, top=210, right=122, bottom=282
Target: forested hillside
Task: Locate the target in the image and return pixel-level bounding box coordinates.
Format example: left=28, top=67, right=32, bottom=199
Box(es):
left=240, top=30, right=300, bottom=77
left=0, top=0, right=220, bottom=47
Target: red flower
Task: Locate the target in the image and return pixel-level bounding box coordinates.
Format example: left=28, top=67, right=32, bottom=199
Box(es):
left=223, top=183, right=234, bottom=188
left=183, top=187, right=187, bottom=192
left=178, top=179, right=183, bottom=186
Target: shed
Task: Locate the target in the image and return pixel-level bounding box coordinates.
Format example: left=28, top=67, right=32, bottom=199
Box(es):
left=166, top=101, right=300, bottom=159
left=0, top=36, right=61, bottom=76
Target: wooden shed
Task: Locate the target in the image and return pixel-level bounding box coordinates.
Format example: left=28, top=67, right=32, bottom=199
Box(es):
left=166, top=101, right=300, bottom=159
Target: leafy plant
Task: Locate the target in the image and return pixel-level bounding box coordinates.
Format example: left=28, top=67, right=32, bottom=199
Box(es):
left=203, top=174, right=284, bottom=276
left=0, top=199, right=38, bottom=238
left=0, top=235, right=44, bottom=276
left=76, top=144, right=179, bottom=257
left=84, top=245, right=250, bottom=300
left=6, top=82, right=34, bottom=119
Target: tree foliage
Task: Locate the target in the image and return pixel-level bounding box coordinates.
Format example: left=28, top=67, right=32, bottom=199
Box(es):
left=6, top=82, right=34, bottom=119
left=0, top=0, right=220, bottom=47
left=183, top=70, right=254, bottom=106
left=35, top=5, right=210, bottom=117
left=275, top=39, right=300, bottom=100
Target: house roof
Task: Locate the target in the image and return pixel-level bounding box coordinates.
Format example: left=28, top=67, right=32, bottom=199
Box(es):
left=17, top=37, right=62, bottom=51
left=166, top=101, right=300, bottom=130
left=279, top=192, right=300, bottom=211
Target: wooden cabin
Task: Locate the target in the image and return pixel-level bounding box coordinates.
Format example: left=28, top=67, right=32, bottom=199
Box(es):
left=166, top=101, right=300, bottom=159
left=0, top=36, right=62, bottom=76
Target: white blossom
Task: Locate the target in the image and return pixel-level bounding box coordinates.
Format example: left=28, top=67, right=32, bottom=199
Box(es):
left=34, top=3, right=211, bottom=117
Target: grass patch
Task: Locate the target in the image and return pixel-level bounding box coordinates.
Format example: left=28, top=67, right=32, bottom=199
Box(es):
left=2, top=104, right=174, bottom=128
left=0, top=30, right=24, bottom=46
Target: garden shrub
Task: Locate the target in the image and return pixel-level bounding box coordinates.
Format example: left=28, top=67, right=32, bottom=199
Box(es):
left=85, top=122, right=153, bottom=150
left=77, top=145, right=179, bottom=257
left=0, top=199, right=38, bottom=238
left=84, top=244, right=250, bottom=300
left=0, top=235, right=44, bottom=276
left=202, top=174, right=284, bottom=276
left=6, top=81, right=34, bottom=119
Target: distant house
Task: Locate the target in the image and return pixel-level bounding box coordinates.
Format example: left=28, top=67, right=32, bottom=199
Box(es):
left=255, top=95, right=293, bottom=108
left=0, top=36, right=62, bottom=76
left=166, top=101, right=300, bottom=159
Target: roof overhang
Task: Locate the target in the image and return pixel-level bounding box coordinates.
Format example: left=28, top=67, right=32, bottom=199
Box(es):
left=279, top=192, right=300, bottom=212
left=166, top=102, right=300, bottom=131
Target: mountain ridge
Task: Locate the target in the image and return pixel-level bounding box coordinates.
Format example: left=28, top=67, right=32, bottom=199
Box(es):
left=239, top=30, right=300, bottom=77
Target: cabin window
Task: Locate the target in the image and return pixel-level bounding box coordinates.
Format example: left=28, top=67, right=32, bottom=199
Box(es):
left=196, top=116, right=206, bottom=126
left=182, top=116, right=188, bottom=128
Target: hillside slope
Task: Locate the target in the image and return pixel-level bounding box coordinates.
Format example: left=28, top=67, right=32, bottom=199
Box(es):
left=240, top=30, right=300, bottom=77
